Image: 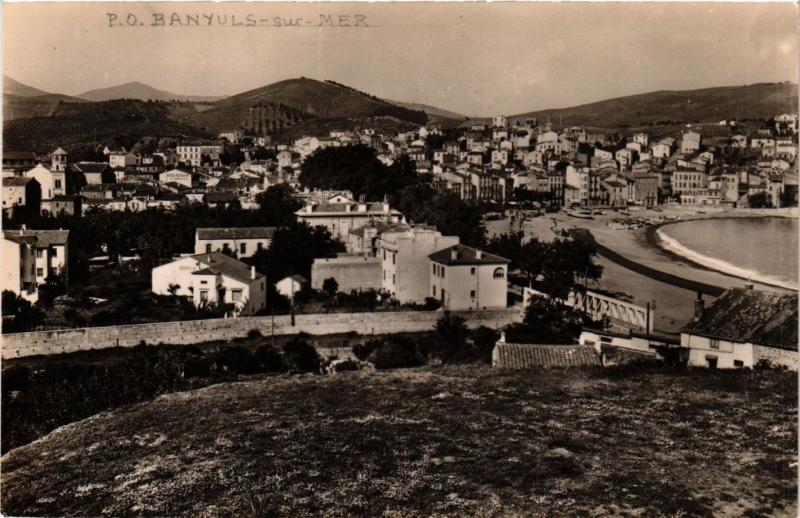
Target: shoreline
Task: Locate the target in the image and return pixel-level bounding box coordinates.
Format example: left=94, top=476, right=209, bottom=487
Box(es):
left=647, top=217, right=798, bottom=292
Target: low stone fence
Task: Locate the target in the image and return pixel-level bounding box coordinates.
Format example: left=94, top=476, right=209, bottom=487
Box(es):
left=2, top=308, right=520, bottom=359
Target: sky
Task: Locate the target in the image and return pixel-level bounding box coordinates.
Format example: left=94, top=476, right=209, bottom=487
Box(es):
left=3, top=2, right=798, bottom=117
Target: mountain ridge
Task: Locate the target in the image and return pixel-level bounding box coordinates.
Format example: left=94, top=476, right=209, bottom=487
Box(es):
left=78, top=81, right=223, bottom=103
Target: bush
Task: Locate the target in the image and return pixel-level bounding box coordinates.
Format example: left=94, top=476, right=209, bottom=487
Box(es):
left=471, top=326, right=500, bottom=364
left=255, top=345, right=286, bottom=372
left=353, top=339, right=382, bottom=361
left=247, top=329, right=263, bottom=340
left=3, top=364, right=32, bottom=392
left=215, top=346, right=260, bottom=375
left=282, top=337, right=321, bottom=373
left=368, top=336, right=425, bottom=370
left=184, top=354, right=212, bottom=378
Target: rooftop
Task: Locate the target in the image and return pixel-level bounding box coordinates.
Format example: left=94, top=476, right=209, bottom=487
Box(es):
left=190, top=252, right=264, bottom=283
left=4, top=228, right=70, bottom=247
left=493, top=343, right=601, bottom=369
left=429, top=244, right=509, bottom=266
left=197, top=227, right=276, bottom=241
left=683, top=288, right=798, bottom=350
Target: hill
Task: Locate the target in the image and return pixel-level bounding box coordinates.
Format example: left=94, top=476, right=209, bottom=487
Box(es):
left=3, top=99, right=209, bottom=153
left=188, top=77, right=428, bottom=134
left=386, top=99, right=466, bottom=122
left=4, top=75, right=52, bottom=97
left=1, top=365, right=795, bottom=516
left=3, top=93, right=88, bottom=120
left=78, top=81, right=222, bottom=103
left=508, top=82, right=799, bottom=128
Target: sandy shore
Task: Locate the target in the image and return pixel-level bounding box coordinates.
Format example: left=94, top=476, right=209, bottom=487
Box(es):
left=489, top=206, right=797, bottom=334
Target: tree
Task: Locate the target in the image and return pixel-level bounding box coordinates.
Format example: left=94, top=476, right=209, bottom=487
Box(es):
left=2, top=291, right=45, bottom=333
left=322, top=277, right=339, bottom=298
left=504, top=294, right=585, bottom=344
left=431, top=312, right=470, bottom=362
left=748, top=192, right=772, bottom=209
left=246, top=221, right=344, bottom=283
left=254, top=184, right=303, bottom=227
left=282, top=337, right=321, bottom=373
left=486, top=232, right=524, bottom=270
left=395, top=185, right=487, bottom=247
left=299, top=145, right=415, bottom=200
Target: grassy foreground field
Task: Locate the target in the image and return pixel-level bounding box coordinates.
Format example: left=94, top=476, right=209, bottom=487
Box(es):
left=2, top=366, right=796, bottom=517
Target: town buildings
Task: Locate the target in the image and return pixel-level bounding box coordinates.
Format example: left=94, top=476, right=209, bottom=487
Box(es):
left=295, top=200, right=402, bottom=242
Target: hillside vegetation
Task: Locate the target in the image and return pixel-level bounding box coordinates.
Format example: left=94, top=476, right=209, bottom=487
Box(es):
left=3, top=99, right=209, bottom=153
left=189, top=77, right=428, bottom=134
left=2, top=365, right=795, bottom=517
left=3, top=93, right=89, bottom=121
left=510, top=82, right=798, bottom=128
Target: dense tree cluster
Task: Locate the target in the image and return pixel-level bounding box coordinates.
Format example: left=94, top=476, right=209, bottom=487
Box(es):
left=299, top=145, right=418, bottom=201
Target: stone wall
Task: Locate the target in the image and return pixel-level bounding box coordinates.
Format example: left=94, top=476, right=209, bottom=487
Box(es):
left=311, top=255, right=381, bottom=292
left=2, top=308, right=520, bottom=359
left=753, top=345, right=799, bottom=371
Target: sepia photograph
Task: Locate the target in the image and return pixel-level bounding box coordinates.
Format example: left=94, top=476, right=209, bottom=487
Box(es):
left=1, top=1, right=798, bottom=516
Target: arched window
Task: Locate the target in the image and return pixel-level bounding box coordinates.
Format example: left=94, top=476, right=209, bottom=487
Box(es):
left=493, top=267, right=505, bottom=279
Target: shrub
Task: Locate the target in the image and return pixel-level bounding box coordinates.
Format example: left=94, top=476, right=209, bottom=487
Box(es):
left=216, top=346, right=260, bottom=375
left=368, top=336, right=425, bottom=370
left=471, top=326, right=500, bottom=364
left=246, top=329, right=263, bottom=340
left=184, top=354, right=212, bottom=378
left=282, top=337, right=321, bottom=373
left=255, top=345, right=286, bottom=372
left=3, top=364, right=32, bottom=392
left=353, top=339, right=382, bottom=361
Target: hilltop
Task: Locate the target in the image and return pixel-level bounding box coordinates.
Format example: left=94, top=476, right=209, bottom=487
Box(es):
left=78, top=81, right=222, bottom=103
left=4, top=75, right=52, bottom=97
left=1, top=366, right=796, bottom=517
left=3, top=99, right=209, bottom=153
left=188, top=77, right=428, bottom=134
left=507, top=82, right=798, bottom=128
left=3, top=76, right=88, bottom=120
left=386, top=99, right=467, bottom=123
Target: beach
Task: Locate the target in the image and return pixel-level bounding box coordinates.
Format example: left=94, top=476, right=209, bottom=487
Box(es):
left=488, top=206, right=798, bottom=334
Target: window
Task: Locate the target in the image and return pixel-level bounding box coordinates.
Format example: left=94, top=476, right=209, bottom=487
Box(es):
left=733, top=360, right=744, bottom=368
left=392, top=274, right=396, bottom=285
left=222, top=244, right=230, bottom=252
left=200, top=290, right=208, bottom=301
left=470, top=290, right=476, bottom=299
left=54, top=179, right=62, bottom=189
left=493, top=267, right=505, bottom=279
left=200, top=280, right=208, bottom=285
left=710, top=339, right=720, bottom=350
left=240, top=243, right=247, bottom=255
left=35, top=249, right=43, bottom=258
left=432, top=285, right=437, bottom=296
left=36, top=268, right=44, bottom=277
left=383, top=270, right=386, bottom=280
left=432, top=264, right=437, bottom=275
left=231, top=289, right=243, bottom=302
left=392, top=253, right=396, bottom=265
left=470, top=267, right=476, bottom=275
left=383, top=250, right=386, bottom=260
left=257, top=242, right=264, bottom=251
left=51, top=248, right=57, bottom=257
left=205, top=244, right=212, bottom=253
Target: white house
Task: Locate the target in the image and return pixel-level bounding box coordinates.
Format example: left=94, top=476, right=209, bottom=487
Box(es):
left=177, top=140, right=222, bottom=167
left=276, top=274, right=307, bottom=300
left=151, top=252, right=266, bottom=316
left=194, top=227, right=276, bottom=258
left=429, top=244, right=509, bottom=311
left=681, top=288, right=798, bottom=370
left=2, top=227, right=70, bottom=300
left=295, top=200, right=402, bottom=243
left=380, top=227, right=459, bottom=304
left=159, top=168, right=194, bottom=188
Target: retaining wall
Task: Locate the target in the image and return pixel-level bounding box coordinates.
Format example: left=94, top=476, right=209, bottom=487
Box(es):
left=2, top=308, right=520, bottom=359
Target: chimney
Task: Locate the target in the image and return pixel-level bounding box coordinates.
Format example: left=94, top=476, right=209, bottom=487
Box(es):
left=20, top=224, right=27, bottom=233
left=450, top=248, right=458, bottom=261
left=744, top=282, right=754, bottom=290
left=693, top=291, right=704, bottom=322
left=251, top=266, right=256, bottom=280
left=475, top=250, right=483, bottom=260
